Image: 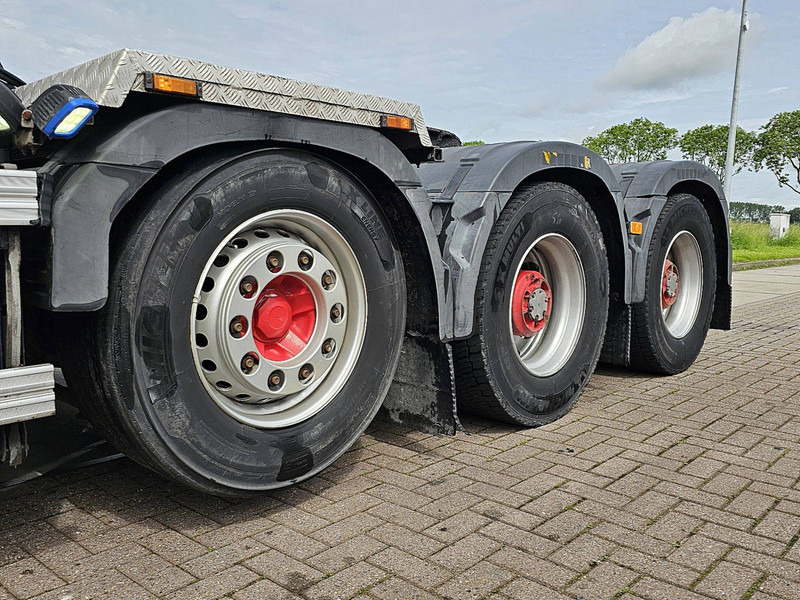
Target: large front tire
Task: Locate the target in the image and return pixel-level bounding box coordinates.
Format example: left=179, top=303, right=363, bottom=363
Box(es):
left=59, top=150, right=406, bottom=495
left=454, top=182, right=609, bottom=426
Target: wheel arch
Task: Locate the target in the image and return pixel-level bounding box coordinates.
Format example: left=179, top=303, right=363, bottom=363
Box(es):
left=417, top=140, right=630, bottom=340
left=31, top=103, right=448, bottom=339
left=614, top=160, right=731, bottom=331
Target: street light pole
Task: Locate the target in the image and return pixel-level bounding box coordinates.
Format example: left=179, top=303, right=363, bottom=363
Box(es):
left=723, top=0, right=749, bottom=201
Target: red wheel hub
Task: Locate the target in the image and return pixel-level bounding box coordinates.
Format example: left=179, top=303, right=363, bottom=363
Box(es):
left=511, top=270, right=552, bottom=338
left=252, top=275, right=316, bottom=361
left=662, top=259, right=680, bottom=309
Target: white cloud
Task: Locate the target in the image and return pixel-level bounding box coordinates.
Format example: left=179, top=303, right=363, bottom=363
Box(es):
left=601, top=7, right=750, bottom=91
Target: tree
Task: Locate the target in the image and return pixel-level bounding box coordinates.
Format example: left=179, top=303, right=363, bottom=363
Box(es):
left=679, top=124, right=756, bottom=186
left=753, top=110, right=800, bottom=196
left=728, top=201, right=786, bottom=223
left=462, top=140, right=485, bottom=146
left=789, top=207, right=800, bottom=224
left=583, top=118, right=678, bottom=164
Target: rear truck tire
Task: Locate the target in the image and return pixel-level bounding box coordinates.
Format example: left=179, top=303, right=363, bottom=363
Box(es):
left=454, top=182, right=609, bottom=426
left=58, top=150, right=406, bottom=496
left=630, top=193, right=716, bottom=375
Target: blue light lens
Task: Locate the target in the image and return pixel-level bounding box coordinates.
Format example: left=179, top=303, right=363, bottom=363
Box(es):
left=41, top=97, right=98, bottom=138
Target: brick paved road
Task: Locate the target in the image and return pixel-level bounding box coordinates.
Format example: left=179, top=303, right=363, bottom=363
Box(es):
left=1, top=283, right=798, bottom=599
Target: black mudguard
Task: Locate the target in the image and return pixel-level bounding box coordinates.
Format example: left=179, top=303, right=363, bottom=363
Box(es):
left=29, top=103, right=461, bottom=434
left=35, top=103, right=456, bottom=333
left=612, top=161, right=731, bottom=332
left=417, top=141, right=631, bottom=340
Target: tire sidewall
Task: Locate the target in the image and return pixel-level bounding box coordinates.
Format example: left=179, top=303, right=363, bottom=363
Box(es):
left=114, top=150, right=404, bottom=493
left=481, top=185, right=608, bottom=424
left=645, top=195, right=716, bottom=370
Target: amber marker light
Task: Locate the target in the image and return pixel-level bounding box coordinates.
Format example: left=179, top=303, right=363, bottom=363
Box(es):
left=144, top=72, right=202, bottom=97
left=381, top=115, right=413, bottom=130
left=629, top=221, right=643, bottom=235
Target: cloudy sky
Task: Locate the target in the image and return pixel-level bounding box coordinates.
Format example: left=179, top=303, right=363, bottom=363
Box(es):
left=1, top=1, right=797, bottom=207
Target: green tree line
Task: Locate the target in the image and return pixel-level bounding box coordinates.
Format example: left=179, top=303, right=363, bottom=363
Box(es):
left=582, top=111, right=800, bottom=201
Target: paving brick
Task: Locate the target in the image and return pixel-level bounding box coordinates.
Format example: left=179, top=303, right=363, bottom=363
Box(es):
left=429, top=532, right=500, bottom=571
left=369, top=576, right=439, bottom=600
left=436, top=561, right=513, bottom=600
left=367, top=547, right=450, bottom=589
left=245, top=549, right=325, bottom=592
left=694, top=561, right=762, bottom=600
left=667, top=534, right=730, bottom=572
left=181, top=538, right=266, bottom=578
left=302, top=561, right=386, bottom=600
left=566, top=561, right=638, bottom=600
left=368, top=523, right=444, bottom=559
left=233, top=578, right=302, bottom=600
left=488, top=547, right=577, bottom=588
left=752, top=509, right=800, bottom=543
left=612, top=547, right=698, bottom=587
left=167, top=565, right=258, bottom=600
left=499, top=577, right=573, bottom=600
left=0, top=558, right=64, bottom=599
left=549, top=533, right=617, bottom=572
left=311, top=534, right=386, bottom=573
left=141, top=530, right=207, bottom=564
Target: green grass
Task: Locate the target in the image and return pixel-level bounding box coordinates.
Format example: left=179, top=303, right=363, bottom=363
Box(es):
left=730, top=221, right=800, bottom=263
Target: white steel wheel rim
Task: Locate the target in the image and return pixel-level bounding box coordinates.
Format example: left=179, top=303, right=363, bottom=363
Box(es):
left=190, top=209, right=367, bottom=429
left=662, top=230, right=702, bottom=339
left=510, top=233, right=586, bottom=377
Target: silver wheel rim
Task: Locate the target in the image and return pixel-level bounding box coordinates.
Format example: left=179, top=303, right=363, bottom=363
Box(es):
left=190, top=209, right=367, bottom=428
left=662, top=230, right=702, bottom=339
left=510, top=233, right=586, bottom=377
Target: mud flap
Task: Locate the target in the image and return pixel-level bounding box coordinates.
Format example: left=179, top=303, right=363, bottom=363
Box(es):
left=381, top=331, right=462, bottom=436
left=600, top=299, right=631, bottom=367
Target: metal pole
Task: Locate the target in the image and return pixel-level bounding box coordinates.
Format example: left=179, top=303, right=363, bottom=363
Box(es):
left=723, top=0, right=749, bottom=200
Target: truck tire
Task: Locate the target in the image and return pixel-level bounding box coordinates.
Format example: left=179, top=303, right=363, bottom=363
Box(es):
left=631, top=193, right=716, bottom=375
left=59, top=149, right=405, bottom=495
left=454, top=182, right=609, bottom=426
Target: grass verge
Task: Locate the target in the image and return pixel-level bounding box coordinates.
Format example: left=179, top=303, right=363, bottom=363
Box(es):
left=730, top=221, right=800, bottom=263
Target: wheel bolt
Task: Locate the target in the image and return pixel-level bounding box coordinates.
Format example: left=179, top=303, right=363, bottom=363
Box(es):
left=322, top=338, right=336, bottom=356
left=321, top=270, right=336, bottom=290
left=268, top=370, right=284, bottom=391
left=230, top=316, right=248, bottom=337
left=330, top=303, right=343, bottom=323
left=298, top=251, right=313, bottom=270
left=239, top=276, right=258, bottom=298
left=241, top=353, right=259, bottom=374
left=267, top=251, right=284, bottom=273
left=299, top=364, right=314, bottom=382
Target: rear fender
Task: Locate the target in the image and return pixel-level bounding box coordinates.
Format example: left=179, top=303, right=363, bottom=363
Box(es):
left=417, top=141, right=630, bottom=340
left=612, top=161, right=731, bottom=330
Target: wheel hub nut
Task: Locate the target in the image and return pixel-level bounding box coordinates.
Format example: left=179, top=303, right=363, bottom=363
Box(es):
left=511, top=270, right=552, bottom=338
left=299, top=364, right=313, bottom=382
left=241, top=353, right=259, bottom=374
left=662, top=259, right=680, bottom=308
left=230, top=316, right=248, bottom=338
left=268, top=370, right=284, bottom=391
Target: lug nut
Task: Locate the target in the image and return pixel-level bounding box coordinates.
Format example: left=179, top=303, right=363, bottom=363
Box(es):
left=268, top=370, right=284, bottom=391
left=298, top=251, right=313, bottom=270
left=299, top=364, right=314, bottom=382
left=267, top=251, right=284, bottom=273
left=330, top=303, right=343, bottom=323
left=239, top=276, right=258, bottom=298
left=322, top=339, right=336, bottom=356
left=230, top=316, right=248, bottom=337
left=241, top=353, right=259, bottom=374
left=321, top=270, right=336, bottom=290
